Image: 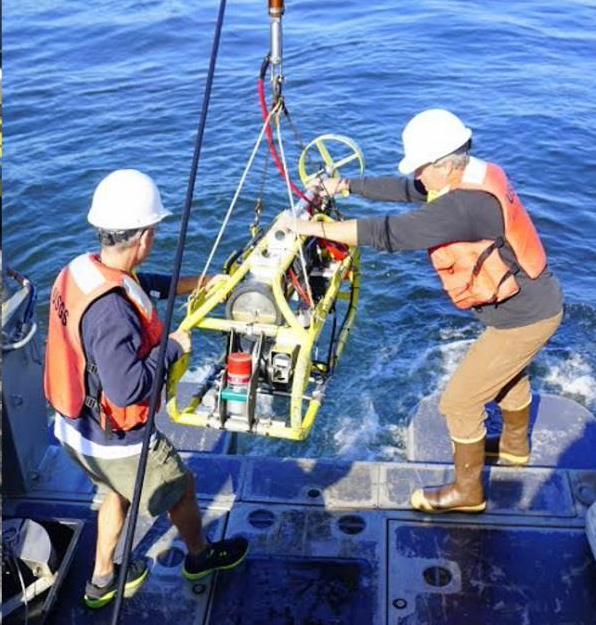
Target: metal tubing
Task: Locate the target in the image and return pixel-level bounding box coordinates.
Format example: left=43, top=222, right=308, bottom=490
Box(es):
left=270, top=18, right=282, bottom=65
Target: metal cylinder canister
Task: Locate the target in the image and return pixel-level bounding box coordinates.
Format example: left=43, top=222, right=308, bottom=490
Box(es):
left=269, top=0, right=284, bottom=66
left=226, top=352, right=252, bottom=415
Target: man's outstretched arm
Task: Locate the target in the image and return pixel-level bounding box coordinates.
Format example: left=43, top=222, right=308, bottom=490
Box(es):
left=278, top=212, right=358, bottom=247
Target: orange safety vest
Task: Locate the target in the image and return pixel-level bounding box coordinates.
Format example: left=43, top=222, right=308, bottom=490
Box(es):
left=44, top=253, right=163, bottom=431
left=428, top=158, right=547, bottom=309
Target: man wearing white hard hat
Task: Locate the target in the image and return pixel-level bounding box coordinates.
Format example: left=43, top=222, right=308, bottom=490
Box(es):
left=45, top=170, right=248, bottom=608
left=280, top=109, right=563, bottom=514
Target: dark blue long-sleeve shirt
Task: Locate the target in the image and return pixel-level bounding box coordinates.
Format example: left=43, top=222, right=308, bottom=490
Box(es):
left=82, top=273, right=182, bottom=408
left=53, top=272, right=183, bottom=454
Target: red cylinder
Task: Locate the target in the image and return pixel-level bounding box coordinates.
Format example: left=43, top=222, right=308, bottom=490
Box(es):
left=227, top=352, right=252, bottom=383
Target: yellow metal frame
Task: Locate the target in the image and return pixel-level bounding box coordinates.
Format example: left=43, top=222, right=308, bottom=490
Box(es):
left=166, top=213, right=360, bottom=440
left=298, top=133, right=365, bottom=197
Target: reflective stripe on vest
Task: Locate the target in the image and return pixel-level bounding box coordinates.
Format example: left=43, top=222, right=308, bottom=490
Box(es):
left=428, top=158, right=547, bottom=309
left=44, top=253, right=163, bottom=430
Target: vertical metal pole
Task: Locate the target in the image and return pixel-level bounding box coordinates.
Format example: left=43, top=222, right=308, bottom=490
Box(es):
left=108, top=1, right=227, bottom=622
left=268, top=0, right=285, bottom=97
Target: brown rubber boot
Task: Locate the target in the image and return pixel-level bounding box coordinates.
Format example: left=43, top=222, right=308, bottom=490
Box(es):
left=485, top=404, right=531, bottom=465
left=411, top=438, right=486, bottom=513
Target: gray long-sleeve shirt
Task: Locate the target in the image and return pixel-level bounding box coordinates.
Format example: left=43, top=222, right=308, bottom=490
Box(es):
left=351, top=175, right=563, bottom=328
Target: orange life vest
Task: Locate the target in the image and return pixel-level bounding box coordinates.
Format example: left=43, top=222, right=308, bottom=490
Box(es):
left=429, top=158, right=547, bottom=309
left=44, top=253, right=163, bottom=431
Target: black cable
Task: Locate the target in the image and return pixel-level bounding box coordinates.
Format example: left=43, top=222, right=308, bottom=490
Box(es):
left=325, top=306, right=338, bottom=374
left=109, top=1, right=227, bottom=622
left=260, top=53, right=270, bottom=80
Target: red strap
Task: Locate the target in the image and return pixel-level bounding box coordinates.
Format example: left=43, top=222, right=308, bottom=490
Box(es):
left=258, top=78, right=311, bottom=205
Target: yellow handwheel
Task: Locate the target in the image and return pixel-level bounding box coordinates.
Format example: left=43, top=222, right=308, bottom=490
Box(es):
left=298, top=134, right=365, bottom=197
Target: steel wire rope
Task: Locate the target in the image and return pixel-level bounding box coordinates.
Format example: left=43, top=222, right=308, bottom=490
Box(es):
left=109, top=1, right=227, bottom=622
left=258, top=148, right=270, bottom=200
left=283, top=105, right=308, bottom=167
left=250, top=148, right=270, bottom=236
left=197, top=99, right=282, bottom=289
left=257, top=58, right=311, bottom=204
left=274, top=112, right=315, bottom=309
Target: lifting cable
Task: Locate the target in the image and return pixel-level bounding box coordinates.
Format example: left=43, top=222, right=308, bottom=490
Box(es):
left=109, top=1, right=227, bottom=622
left=258, top=57, right=312, bottom=205
left=197, top=99, right=282, bottom=289
left=196, top=98, right=315, bottom=312
left=250, top=149, right=270, bottom=237
left=274, top=112, right=315, bottom=308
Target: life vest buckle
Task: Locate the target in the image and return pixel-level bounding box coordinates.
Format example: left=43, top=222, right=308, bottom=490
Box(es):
left=84, top=396, right=99, bottom=410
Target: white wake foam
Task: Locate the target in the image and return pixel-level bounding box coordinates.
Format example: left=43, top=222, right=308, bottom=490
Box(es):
left=436, top=338, right=475, bottom=387
left=332, top=393, right=406, bottom=460
left=543, top=352, right=596, bottom=406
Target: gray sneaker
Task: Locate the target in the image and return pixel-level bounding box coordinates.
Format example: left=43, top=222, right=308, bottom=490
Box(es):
left=84, top=559, right=149, bottom=609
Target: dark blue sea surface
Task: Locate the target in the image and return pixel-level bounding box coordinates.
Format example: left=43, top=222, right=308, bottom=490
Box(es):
left=4, top=1, right=596, bottom=459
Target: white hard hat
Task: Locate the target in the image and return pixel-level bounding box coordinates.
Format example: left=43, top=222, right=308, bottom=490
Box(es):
left=398, top=109, right=472, bottom=175
left=87, top=169, right=172, bottom=230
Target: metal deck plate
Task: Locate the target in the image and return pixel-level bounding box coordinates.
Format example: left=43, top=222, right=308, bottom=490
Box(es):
left=208, top=556, right=373, bottom=624
left=241, top=456, right=379, bottom=508
left=387, top=520, right=596, bottom=625
left=219, top=503, right=385, bottom=623
left=21, top=444, right=96, bottom=501
left=379, top=463, right=578, bottom=517
left=4, top=446, right=594, bottom=623
left=181, top=453, right=246, bottom=503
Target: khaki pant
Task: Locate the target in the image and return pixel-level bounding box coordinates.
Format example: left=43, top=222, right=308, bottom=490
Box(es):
left=439, top=310, right=563, bottom=442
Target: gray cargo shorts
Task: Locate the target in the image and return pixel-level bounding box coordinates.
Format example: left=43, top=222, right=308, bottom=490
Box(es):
left=63, top=431, right=191, bottom=517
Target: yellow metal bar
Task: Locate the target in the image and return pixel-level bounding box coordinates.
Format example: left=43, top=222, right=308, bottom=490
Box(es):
left=166, top=353, right=191, bottom=420
left=315, top=139, right=336, bottom=170
left=331, top=152, right=361, bottom=170
left=182, top=265, right=248, bottom=331
left=194, top=317, right=279, bottom=336
left=295, top=395, right=322, bottom=439
left=289, top=339, right=314, bottom=430
left=167, top=213, right=360, bottom=440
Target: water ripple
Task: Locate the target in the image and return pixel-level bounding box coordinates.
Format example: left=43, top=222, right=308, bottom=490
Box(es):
left=4, top=0, right=596, bottom=459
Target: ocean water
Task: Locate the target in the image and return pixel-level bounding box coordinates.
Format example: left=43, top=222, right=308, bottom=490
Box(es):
left=3, top=0, right=596, bottom=460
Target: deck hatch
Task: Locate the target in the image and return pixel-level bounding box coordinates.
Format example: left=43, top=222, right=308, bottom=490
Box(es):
left=209, top=556, right=374, bottom=624
left=388, top=520, right=596, bottom=624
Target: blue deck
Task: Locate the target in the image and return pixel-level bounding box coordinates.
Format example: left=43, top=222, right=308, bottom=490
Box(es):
left=3, top=388, right=596, bottom=624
